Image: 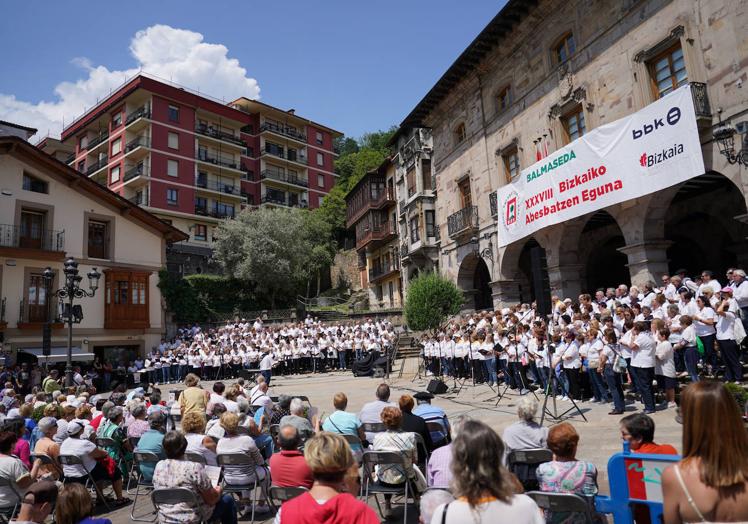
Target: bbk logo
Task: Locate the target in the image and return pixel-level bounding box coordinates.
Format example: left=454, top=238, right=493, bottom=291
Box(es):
left=639, top=143, right=685, bottom=167
left=632, top=107, right=681, bottom=140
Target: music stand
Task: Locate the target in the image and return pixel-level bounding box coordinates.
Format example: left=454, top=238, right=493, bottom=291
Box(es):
left=539, top=339, right=587, bottom=424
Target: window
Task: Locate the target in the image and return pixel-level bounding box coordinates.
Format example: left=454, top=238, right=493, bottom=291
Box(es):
left=112, top=112, right=122, bottom=128
left=19, top=210, right=46, bottom=249
left=497, top=86, right=512, bottom=113
left=266, top=142, right=284, bottom=156
left=22, top=173, right=48, bottom=194
left=554, top=32, right=576, bottom=64
left=168, top=105, right=180, bottom=122
left=502, top=148, right=520, bottom=182
left=25, top=271, right=49, bottom=323
left=458, top=178, right=472, bottom=208
left=406, top=167, right=416, bottom=197
left=562, top=106, right=586, bottom=143
left=425, top=210, right=436, bottom=238
left=104, top=270, right=149, bottom=329
left=87, top=220, right=110, bottom=259
left=111, top=137, right=122, bottom=156
left=316, top=152, right=324, bottom=166
left=315, top=131, right=323, bottom=145
left=168, top=132, right=179, bottom=149
left=194, top=224, right=207, bottom=241
left=78, top=136, right=87, bottom=150
left=77, top=160, right=85, bottom=173
left=409, top=216, right=420, bottom=242
left=421, top=159, right=432, bottom=190
left=110, top=165, right=120, bottom=184
left=649, top=45, right=687, bottom=98
left=454, top=122, right=466, bottom=144
left=195, top=196, right=207, bottom=213
left=214, top=202, right=235, bottom=218
left=317, top=174, right=325, bottom=188
left=167, top=159, right=179, bottom=177
left=167, top=189, right=178, bottom=205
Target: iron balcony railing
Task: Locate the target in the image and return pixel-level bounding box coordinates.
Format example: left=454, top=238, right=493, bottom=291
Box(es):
left=260, top=170, right=309, bottom=188
left=259, top=122, right=307, bottom=142
left=85, top=132, right=109, bottom=150
left=126, top=136, right=150, bottom=152
left=262, top=147, right=308, bottom=165
left=447, top=205, right=479, bottom=238
left=489, top=192, right=498, bottom=217
left=126, top=105, right=151, bottom=125
left=124, top=164, right=148, bottom=182
left=369, top=261, right=400, bottom=282
left=0, top=224, right=65, bottom=251
left=689, top=81, right=711, bottom=119
left=128, top=192, right=149, bottom=206
left=195, top=177, right=241, bottom=196
left=194, top=206, right=235, bottom=219
left=195, top=124, right=246, bottom=147
left=85, top=156, right=108, bottom=176
left=64, top=153, right=76, bottom=165
left=197, top=151, right=238, bottom=169
left=260, top=194, right=309, bottom=208
left=400, top=242, right=409, bottom=258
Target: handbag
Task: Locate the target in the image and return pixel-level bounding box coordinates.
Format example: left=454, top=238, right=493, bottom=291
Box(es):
left=695, top=336, right=705, bottom=355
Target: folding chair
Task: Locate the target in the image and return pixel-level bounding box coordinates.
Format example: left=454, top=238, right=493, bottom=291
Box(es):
left=413, top=433, right=430, bottom=470
left=269, top=424, right=280, bottom=452
left=506, top=449, right=553, bottom=491
left=130, top=451, right=160, bottom=522
left=184, top=451, right=207, bottom=465
left=0, top=477, right=21, bottom=524
left=360, top=450, right=413, bottom=523
left=151, top=488, right=206, bottom=524
left=426, top=421, right=449, bottom=447
left=268, top=486, right=308, bottom=509
left=526, top=491, right=596, bottom=524
left=30, top=453, right=63, bottom=480
left=58, top=454, right=111, bottom=511
left=216, top=453, right=270, bottom=523
left=361, top=422, right=386, bottom=435
left=96, top=436, right=126, bottom=472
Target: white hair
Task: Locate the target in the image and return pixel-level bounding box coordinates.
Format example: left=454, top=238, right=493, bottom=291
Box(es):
left=290, top=398, right=304, bottom=415
left=419, top=489, right=455, bottom=524
left=517, top=396, right=539, bottom=422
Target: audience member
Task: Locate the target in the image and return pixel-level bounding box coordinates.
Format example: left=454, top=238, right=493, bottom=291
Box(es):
left=358, top=384, right=394, bottom=441
left=321, top=392, right=366, bottom=461
left=426, top=416, right=466, bottom=488
left=398, top=394, right=433, bottom=459
left=0, top=430, right=40, bottom=510
left=502, top=396, right=549, bottom=456
left=182, top=411, right=218, bottom=466
left=412, top=391, right=450, bottom=447
left=279, top=398, right=316, bottom=439
left=10, top=481, right=58, bottom=524
left=55, top=483, right=111, bottom=524
left=134, top=411, right=167, bottom=481
left=620, top=413, right=677, bottom=454
left=419, top=489, right=454, bottom=524
left=179, top=374, right=209, bottom=418
left=267, top=425, right=313, bottom=488
left=32, top=417, right=61, bottom=481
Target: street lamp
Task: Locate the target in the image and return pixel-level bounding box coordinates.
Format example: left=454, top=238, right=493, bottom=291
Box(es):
left=471, top=233, right=494, bottom=263
left=713, top=118, right=748, bottom=167
left=43, top=257, right=100, bottom=387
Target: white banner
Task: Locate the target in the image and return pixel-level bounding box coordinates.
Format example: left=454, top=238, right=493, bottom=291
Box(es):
left=496, top=85, right=705, bottom=248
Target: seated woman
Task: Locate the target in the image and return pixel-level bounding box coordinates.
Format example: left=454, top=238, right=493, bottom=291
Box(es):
left=55, top=483, right=113, bottom=524
left=274, top=432, right=379, bottom=523
left=321, top=392, right=366, bottom=462
left=181, top=411, right=218, bottom=466
left=152, top=431, right=236, bottom=524
left=536, top=422, right=599, bottom=523
left=59, top=421, right=129, bottom=507
left=215, top=412, right=269, bottom=514
left=96, top=406, right=132, bottom=477
left=126, top=403, right=149, bottom=440
left=371, top=407, right=427, bottom=500
left=0, top=430, right=41, bottom=511
left=662, top=380, right=748, bottom=523
left=431, top=420, right=544, bottom=524
left=33, top=417, right=61, bottom=481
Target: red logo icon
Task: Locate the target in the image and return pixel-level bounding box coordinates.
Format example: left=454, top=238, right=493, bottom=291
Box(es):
left=639, top=153, right=647, bottom=167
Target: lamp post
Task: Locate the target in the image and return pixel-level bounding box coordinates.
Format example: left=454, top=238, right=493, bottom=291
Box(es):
left=712, top=117, right=748, bottom=167
left=43, top=257, right=100, bottom=387
left=470, top=233, right=495, bottom=263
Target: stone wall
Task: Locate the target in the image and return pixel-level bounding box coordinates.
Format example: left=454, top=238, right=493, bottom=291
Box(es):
left=331, top=248, right=361, bottom=292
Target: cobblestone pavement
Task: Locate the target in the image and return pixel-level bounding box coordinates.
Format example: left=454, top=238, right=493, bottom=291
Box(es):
left=101, top=357, right=684, bottom=524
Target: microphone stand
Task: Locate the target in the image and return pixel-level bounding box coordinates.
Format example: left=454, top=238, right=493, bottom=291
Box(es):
left=495, top=308, right=538, bottom=407
left=539, top=318, right=587, bottom=424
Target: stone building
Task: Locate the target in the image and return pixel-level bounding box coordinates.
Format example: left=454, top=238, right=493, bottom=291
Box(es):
left=389, top=127, right=439, bottom=296
left=398, top=0, right=748, bottom=308
left=345, top=160, right=402, bottom=310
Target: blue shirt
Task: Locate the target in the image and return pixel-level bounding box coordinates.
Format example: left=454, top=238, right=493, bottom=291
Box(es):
left=413, top=404, right=450, bottom=444
left=135, top=429, right=165, bottom=481
left=322, top=411, right=362, bottom=452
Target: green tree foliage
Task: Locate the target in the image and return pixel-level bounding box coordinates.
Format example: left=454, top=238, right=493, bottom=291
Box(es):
left=404, top=272, right=464, bottom=332
left=157, top=269, right=207, bottom=323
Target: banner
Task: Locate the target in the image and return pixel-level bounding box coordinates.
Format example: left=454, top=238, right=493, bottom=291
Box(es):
left=496, top=85, right=705, bottom=247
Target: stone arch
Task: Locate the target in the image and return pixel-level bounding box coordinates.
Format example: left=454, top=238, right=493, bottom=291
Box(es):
left=457, top=252, right=493, bottom=310
left=577, top=211, right=629, bottom=291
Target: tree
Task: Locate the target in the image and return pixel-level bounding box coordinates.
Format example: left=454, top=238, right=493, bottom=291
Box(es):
left=404, top=272, right=464, bottom=332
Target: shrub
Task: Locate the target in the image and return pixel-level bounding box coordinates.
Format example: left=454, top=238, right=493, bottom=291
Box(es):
left=404, top=272, right=463, bottom=332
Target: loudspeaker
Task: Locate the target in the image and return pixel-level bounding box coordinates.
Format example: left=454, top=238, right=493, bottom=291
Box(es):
left=530, top=246, right=552, bottom=318
left=427, top=379, right=449, bottom=395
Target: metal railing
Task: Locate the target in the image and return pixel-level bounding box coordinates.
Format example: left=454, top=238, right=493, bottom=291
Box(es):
left=369, top=261, right=399, bottom=282
left=126, top=105, right=151, bottom=125
left=262, top=147, right=308, bottom=165
left=260, top=122, right=307, bottom=142
left=85, top=156, right=108, bottom=176
left=125, top=136, right=150, bottom=152
left=400, top=243, right=409, bottom=257
left=447, top=205, right=479, bottom=238
left=194, top=206, right=235, bottom=219
left=195, top=124, right=246, bottom=147
left=195, top=177, right=241, bottom=196
left=260, top=170, right=309, bottom=188
left=690, top=82, right=711, bottom=118
left=64, top=153, right=76, bottom=165
left=0, top=298, right=5, bottom=323
left=0, top=224, right=65, bottom=251
left=260, top=194, right=308, bottom=208
left=489, top=192, right=498, bottom=217
left=128, top=192, right=149, bottom=206
left=124, top=164, right=148, bottom=182
left=197, top=151, right=238, bottom=169
left=85, top=132, right=109, bottom=150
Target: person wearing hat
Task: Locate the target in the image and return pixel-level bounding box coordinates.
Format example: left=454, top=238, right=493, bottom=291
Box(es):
left=716, top=286, right=742, bottom=383
left=32, top=417, right=60, bottom=481
left=42, top=371, right=61, bottom=395
left=59, top=420, right=129, bottom=506
left=134, top=411, right=167, bottom=481
left=9, top=480, right=58, bottom=524
left=412, top=391, right=451, bottom=448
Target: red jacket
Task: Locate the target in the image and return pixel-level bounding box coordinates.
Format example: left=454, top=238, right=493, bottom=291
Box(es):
left=279, top=492, right=379, bottom=524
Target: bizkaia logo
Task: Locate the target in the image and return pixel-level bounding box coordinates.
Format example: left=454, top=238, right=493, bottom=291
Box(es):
left=632, top=106, right=681, bottom=140
left=501, top=190, right=520, bottom=230
left=640, top=143, right=685, bottom=167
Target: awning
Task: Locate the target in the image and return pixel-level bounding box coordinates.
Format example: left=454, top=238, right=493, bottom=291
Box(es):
left=18, top=347, right=94, bottom=363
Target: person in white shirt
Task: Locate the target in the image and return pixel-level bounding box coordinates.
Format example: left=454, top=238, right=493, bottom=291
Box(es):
left=697, top=270, right=722, bottom=297
left=629, top=322, right=657, bottom=414
left=716, top=287, right=742, bottom=383
left=259, top=351, right=274, bottom=385
left=693, top=295, right=717, bottom=375
left=654, top=327, right=677, bottom=408
left=560, top=332, right=582, bottom=401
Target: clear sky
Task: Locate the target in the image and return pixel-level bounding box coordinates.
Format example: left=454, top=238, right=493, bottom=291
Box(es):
left=0, top=1, right=505, bottom=140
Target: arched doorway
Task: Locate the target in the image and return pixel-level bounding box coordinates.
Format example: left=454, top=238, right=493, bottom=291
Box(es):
left=579, top=211, right=629, bottom=292
left=517, top=238, right=541, bottom=303
left=457, top=253, right=493, bottom=311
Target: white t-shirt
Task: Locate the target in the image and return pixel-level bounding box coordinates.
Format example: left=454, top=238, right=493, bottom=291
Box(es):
left=432, top=495, right=545, bottom=524
left=631, top=332, right=656, bottom=368
left=0, top=456, right=28, bottom=508
left=59, top=437, right=98, bottom=477
left=655, top=340, right=676, bottom=378
left=693, top=307, right=716, bottom=337
left=716, top=311, right=736, bottom=341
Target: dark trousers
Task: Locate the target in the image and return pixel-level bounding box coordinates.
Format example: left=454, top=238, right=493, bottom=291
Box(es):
left=589, top=366, right=610, bottom=402
left=718, top=338, right=742, bottom=382
left=211, top=494, right=237, bottom=524
left=699, top=334, right=718, bottom=369
left=632, top=366, right=655, bottom=412
left=604, top=364, right=625, bottom=412
left=261, top=370, right=271, bottom=386
left=565, top=367, right=581, bottom=400
left=684, top=346, right=700, bottom=382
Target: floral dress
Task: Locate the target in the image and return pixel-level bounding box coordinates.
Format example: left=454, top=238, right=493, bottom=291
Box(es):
left=152, top=459, right=213, bottom=524
left=536, top=460, right=600, bottom=524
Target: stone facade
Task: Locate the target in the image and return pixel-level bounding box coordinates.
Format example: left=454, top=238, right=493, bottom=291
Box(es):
left=404, top=0, right=748, bottom=308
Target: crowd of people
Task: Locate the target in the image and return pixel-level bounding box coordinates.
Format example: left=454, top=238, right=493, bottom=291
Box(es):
left=419, top=268, right=748, bottom=415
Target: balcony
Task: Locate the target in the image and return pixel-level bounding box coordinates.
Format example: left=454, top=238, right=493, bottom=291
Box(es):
left=194, top=205, right=235, bottom=219
left=126, top=105, right=151, bottom=125
left=124, top=164, right=149, bottom=183
left=447, top=205, right=479, bottom=238
left=85, top=131, right=109, bottom=151
left=259, top=122, right=307, bottom=143
left=0, top=224, right=65, bottom=254
left=241, top=167, right=255, bottom=181
left=85, top=156, right=108, bottom=176
left=195, top=124, right=246, bottom=148
left=195, top=177, right=242, bottom=197
left=489, top=192, right=498, bottom=217
left=262, top=147, right=308, bottom=165
left=260, top=169, right=309, bottom=188
left=369, top=261, right=400, bottom=283
left=356, top=221, right=396, bottom=249
left=64, top=153, right=76, bottom=165
left=128, top=192, right=149, bottom=206
left=690, top=81, right=711, bottom=120
left=346, top=187, right=396, bottom=227
left=398, top=200, right=406, bottom=217
left=125, top=136, right=150, bottom=154
left=260, top=193, right=308, bottom=208
left=197, top=150, right=239, bottom=170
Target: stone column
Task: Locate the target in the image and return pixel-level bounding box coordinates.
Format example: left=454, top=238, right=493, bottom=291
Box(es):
left=618, top=240, right=672, bottom=287
left=491, top=279, right=521, bottom=308
left=547, top=263, right=583, bottom=299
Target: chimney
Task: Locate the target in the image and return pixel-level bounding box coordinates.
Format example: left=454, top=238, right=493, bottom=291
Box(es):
left=287, top=109, right=296, bottom=115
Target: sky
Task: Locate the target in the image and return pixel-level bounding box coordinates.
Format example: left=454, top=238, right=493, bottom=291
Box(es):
left=0, top=1, right=505, bottom=141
